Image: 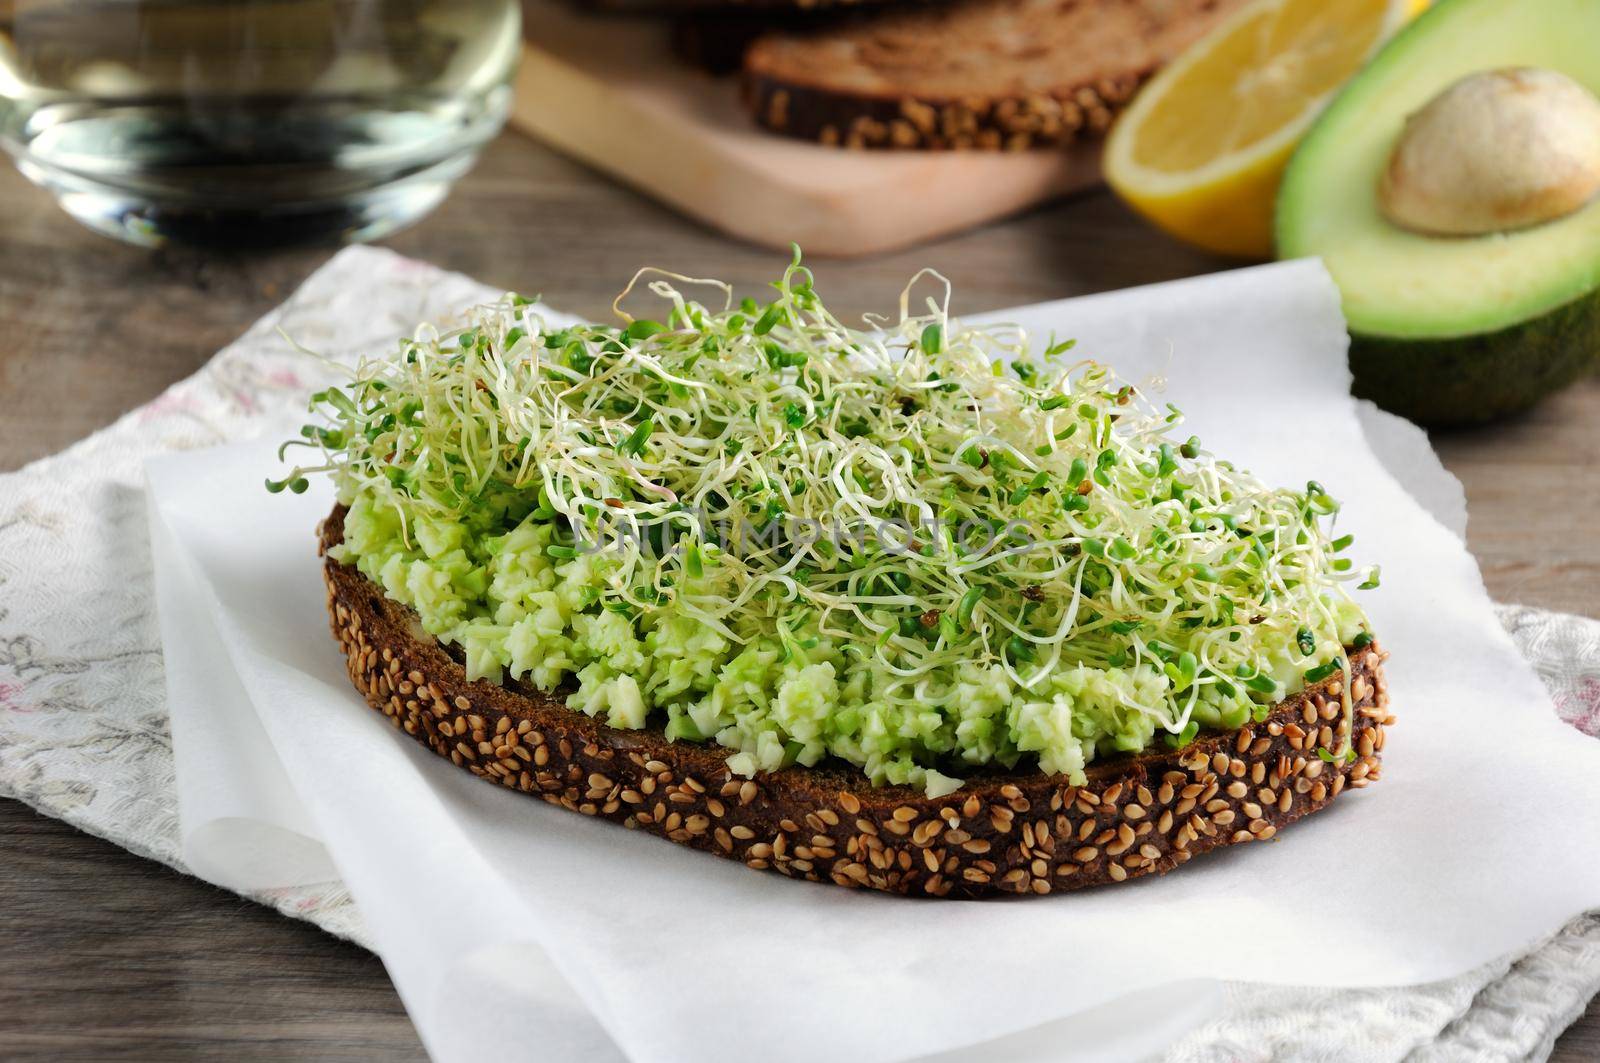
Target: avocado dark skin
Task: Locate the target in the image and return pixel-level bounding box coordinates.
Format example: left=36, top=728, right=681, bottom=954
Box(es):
left=1349, top=286, right=1600, bottom=428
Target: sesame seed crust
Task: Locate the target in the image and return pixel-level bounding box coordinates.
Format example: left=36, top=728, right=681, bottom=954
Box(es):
left=739, top=74, right=1142, bottom=151
left=320, top=506, right=1391, bottom=898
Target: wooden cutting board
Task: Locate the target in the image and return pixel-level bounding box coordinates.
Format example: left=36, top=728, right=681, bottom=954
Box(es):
left=508, top=1, right=1102, bottom=257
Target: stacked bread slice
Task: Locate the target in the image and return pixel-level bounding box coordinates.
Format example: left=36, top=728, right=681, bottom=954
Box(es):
left=594, top=0, right=1246, bottom=149
left=744, top=0, right=1241, bottom=148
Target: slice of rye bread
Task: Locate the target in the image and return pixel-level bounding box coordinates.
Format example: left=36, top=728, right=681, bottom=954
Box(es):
left=741, top=0, right=1246, bottom=149
left=321, top=505, right=1392, bottom=898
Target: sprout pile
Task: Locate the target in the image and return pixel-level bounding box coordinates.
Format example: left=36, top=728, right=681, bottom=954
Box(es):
left=273, top=250, right=1378, bottom=797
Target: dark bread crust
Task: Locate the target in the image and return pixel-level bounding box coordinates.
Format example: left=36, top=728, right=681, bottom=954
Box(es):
left=740, top=0, right=1242, bottom=149
left=320, top=505, right=1391, bottom=897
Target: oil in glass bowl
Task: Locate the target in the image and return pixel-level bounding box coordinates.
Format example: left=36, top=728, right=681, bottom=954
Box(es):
left=0, top=0, right=520, bottom=246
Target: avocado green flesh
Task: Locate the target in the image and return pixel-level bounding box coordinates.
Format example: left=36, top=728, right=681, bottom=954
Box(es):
left=1277, top=0, right=1600, bottom=424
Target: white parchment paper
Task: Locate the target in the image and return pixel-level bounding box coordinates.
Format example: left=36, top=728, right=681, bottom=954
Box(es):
left=145, top=257, right=1600, bottom=1063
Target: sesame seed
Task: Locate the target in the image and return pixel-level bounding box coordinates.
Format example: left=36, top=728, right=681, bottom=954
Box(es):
left=1106, top=824, right=1136, bottom=856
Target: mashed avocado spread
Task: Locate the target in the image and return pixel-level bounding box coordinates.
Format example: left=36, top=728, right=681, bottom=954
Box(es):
left=273, top=251, right=1376, bottom=797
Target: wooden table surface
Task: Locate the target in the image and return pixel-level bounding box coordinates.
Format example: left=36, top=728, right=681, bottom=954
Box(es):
left=0, top=129, right=1595, bottom=1060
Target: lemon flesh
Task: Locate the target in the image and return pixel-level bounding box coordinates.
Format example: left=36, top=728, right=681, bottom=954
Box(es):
left=1105, top=0, right=1418, bottom=258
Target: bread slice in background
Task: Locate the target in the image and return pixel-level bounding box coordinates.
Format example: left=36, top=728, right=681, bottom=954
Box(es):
left=742, top=0, right=1245, bottom=148
left=322, top=505, right=1391, bottom=898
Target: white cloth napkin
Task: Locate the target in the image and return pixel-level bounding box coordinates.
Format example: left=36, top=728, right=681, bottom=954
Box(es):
left=4, top=247, right=1598, bottom=1061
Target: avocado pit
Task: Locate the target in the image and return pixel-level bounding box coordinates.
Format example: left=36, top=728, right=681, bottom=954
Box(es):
left=1378, top=67, right=1600, bottom=237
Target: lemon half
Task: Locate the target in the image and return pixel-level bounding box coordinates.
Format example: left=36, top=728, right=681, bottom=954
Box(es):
left=1105, top=0, right=1425, bottom=258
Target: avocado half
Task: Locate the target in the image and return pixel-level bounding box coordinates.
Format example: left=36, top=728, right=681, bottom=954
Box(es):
left=1276, top=0, right=1600, bottom=427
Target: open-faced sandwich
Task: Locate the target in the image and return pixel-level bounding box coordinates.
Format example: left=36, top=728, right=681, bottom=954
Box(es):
left=272, top=252, right=1390, bottom=897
